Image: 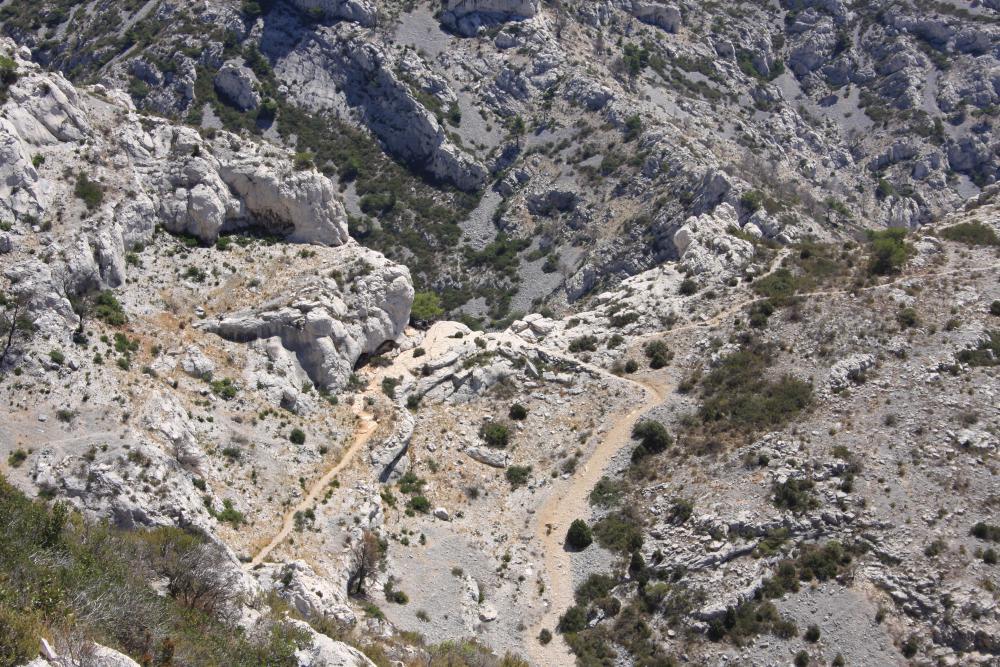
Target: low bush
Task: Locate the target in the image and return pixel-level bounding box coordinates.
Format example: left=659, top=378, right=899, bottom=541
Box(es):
left=568, top=335, right=599, bottom=353
left=505, top=465, right=532, bottom=489
left=479, top=420, right=510, bottom=448
left=93, top=290, right=127, bottom=325
left=508, top=403, right=528, bottom=420
left=289, top=428, right=306, bottom=445
left=867, top=228, right=911, bottom=276
left=631, top=420, right=672, bottom=461
left=644, top=340, right=671, bottom=369
left=592, top=510, right=643, bottom=553
left=971, top=522, right=1000, bottom=542
left=957, top=331, right=1000, bottom=367
left=74, top=171, right=105, bottom=210
left=407, top=495, right=430, bottom=513
left=698, top=340, right=812, bottom=436
left=566, top=519, right=593, bottom=550
left=772, top=479, right=818, bottom=513
left=940, top=221, right=999, bottom=246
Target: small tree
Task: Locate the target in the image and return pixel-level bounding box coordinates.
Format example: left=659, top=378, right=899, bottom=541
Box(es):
left=0, top=294, right=33, bottom=369
left=566, top=519, right=593, bottom=550
left=348, top=529, right=382, bottom=596
left=410, top=291, right=443, bottom=324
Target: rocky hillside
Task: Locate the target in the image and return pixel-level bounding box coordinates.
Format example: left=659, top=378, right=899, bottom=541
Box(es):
left=0, top=1, right=999, bottom=666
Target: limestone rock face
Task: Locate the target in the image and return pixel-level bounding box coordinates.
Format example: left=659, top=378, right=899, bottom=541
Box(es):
left=254, top=560, right=356, bottom=624
left=288, top=0, right=377, bottom=26
left=622, top=1, right=682, bottom=32
left=213, top=60, right=261, bottom=111
left=672, top=204, right=755, bottom=278
left=198, top=244, right=413, bottom=390
left=441, top=0, right=540, bottom=36
left=275, top=24, right=487, bottom=191
left=288, top=619, right=377, bottom=667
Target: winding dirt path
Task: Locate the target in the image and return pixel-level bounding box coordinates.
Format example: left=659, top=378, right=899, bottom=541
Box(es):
left=526, top=373, right=670, bottom=666
left=246, top=409, right=378, bottom=570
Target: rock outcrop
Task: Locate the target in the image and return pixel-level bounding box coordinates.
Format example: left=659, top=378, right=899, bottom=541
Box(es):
left=672, top=204, right=755, bottom=278
left=199, top=245, right=413, bottom=390
left=213, top=59, right=261, bottom=111
left=440, top=0, right=540, bottom=36
left=275, top=25, right=487, bottom=192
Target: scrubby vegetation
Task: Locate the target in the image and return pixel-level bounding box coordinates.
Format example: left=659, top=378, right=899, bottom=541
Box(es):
left=940, top=221, right=999, bottom=246
left=696, top=338, right=812, bottom=437
left=0, top=474, right=311, bottom=666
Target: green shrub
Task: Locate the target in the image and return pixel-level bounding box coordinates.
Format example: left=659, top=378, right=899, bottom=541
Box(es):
left=538, top=628, right=552, bottom=645
left=698, top=341, right=812, bottom=435
left=289, top=428, right=306, bottom=445
left=794, top=650, right=810, bottom=667
left=7, top=449, right=27, bottom=468
left=971, top=522, right=1000, bottom=542
left=772, top=479, right=818, bottom=513
left=679, top=278, right=698, bottom=295
left=624, top=359, right=639, bottom=373
left=991, top=301, right=1000, bottom=317
left=508, top=403, right=528, bottom=420
left=631, top=420, right=672, bottom=461
left=293, top=151, right=314, bottom=171
left=896, top=307, right=919, bottom=328
left=93, top=290, right=127, bottom=325
left=48, top=348, right=65, bottom=365
left=593, top=510, right=643, bottom=553
left=667, top=498, right=694, bottom=524
left=397, top=471, right=426, bottom=495
left=505, top=465, right=532, bottom=489
left=804, top=624, right=820, bottom=642
left=644, top=339, right=671, bottom=369
left=867, top=228, right=911, bottom=275
left=410, top=291, right=443, bottom=323
left=752, top=268, right=799, bottom=305
left=407, top=495, right=430, bottom=513
left=940, top=221, right=999, bottom=246
left=558, top=604, right=588, bottom=633
left=568, top=335, right=598, bottom=353
left=74, top=172, right=104, bottom=210
left=589, top=477, right=626, bottom=507
left=381, top=376, right=400, bottom=398
left=213, top=498, right=245, bottom=526
left=740, top=189, right=764, bottom=213
left=210, top=378, right=238, bottom=400
left=957, top=331, right=1000, bottom=367
left=479, top=420, right=510, bottom=448
left=566, top=519, right=593, bottom=550
left=574, top=573, right=615, bottom=605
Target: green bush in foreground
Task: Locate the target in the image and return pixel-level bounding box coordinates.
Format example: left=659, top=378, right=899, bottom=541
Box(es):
left=0, top=474, right=309, bottom=665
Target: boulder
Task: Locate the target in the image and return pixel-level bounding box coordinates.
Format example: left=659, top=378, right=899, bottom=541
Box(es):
left=466, top=446, right=509, bottom=468
left=288, top=0, right=377, bottom=26
left=441, top=0, right=540, bottom=36
left=625, top=1, right=682, bottom=32
left=672, top=204, right=755, bottom=278
left=213, top=60, right=261, bottom=111
left=199, top=245, right=413, bottom=391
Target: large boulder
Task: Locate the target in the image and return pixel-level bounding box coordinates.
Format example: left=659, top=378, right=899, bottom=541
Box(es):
left=288, top=0, right=377, bottom=26
left=672, top=204, right=755, bottom=278
left=198, top=245, right=413, bottom=391
left=621, top=1, right=682, bottom=32
left=213, top=60, right=261, bottom=111
left=441, top=0, right=540, bottom=36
